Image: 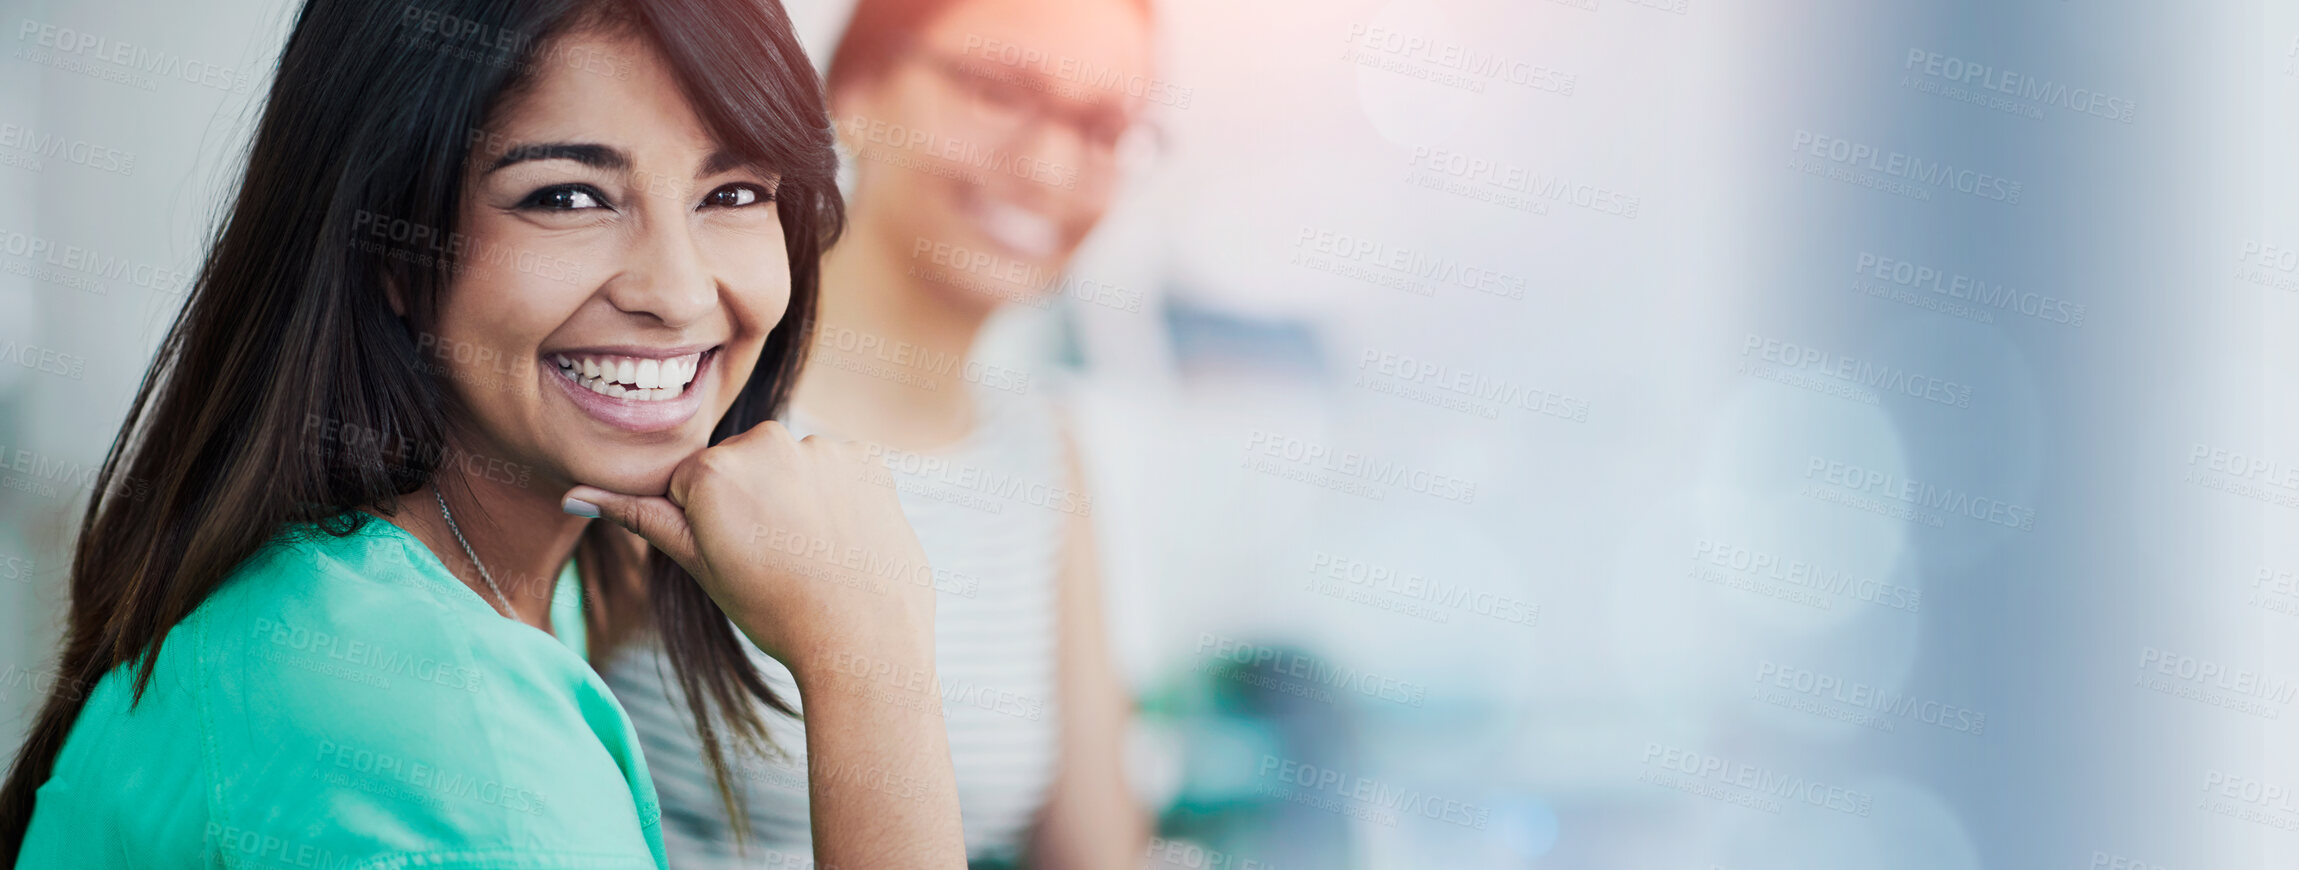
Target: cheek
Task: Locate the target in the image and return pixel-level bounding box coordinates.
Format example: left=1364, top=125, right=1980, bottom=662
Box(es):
left=432, top=227, right=590, bottom=402
left=1060, top=190, right=1115, bottom=242
left=709, top=227, right=794, bottom=329
left=856, top=159, right=948, bottom=230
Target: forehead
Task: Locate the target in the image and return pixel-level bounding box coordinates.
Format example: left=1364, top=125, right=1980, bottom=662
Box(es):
left=913, top=0, right=1153, bottom=80
left=486, top=30, right=715, bottom=154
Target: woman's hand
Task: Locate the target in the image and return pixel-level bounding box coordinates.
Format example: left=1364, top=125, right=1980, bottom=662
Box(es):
left=565, top=420, right=966, bottom=868
left=563, top=420, right=933, bottom=670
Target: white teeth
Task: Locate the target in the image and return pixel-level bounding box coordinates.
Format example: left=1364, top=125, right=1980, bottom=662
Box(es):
left=549, top=350, right=707, bottom=402
left=972, top=197, right=1060, bottom=258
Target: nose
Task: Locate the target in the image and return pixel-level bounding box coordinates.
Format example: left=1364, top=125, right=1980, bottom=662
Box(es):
left=599, top=212, right=716, bottom=328
left=1009, top=118, right=1094, bottom=203
left=1010, top=115, right=1126, bottom=206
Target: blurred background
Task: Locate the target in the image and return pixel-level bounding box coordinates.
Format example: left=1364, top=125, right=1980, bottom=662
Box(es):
left=3, top=0, right=2295, bottom=866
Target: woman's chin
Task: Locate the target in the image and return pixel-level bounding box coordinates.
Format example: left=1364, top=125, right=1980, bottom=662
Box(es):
left=563, top=457, right=682, bottom=499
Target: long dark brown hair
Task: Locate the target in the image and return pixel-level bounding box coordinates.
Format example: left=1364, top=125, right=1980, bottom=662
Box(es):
left=0, top=0, right=838, bottom=858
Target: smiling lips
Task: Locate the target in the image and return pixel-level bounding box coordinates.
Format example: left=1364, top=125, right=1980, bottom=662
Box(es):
left=552, top=351, right=701, bottom=401
left=544, top=347, right=717, bottom=434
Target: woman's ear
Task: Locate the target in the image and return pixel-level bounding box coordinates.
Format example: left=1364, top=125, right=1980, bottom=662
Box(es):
left=382, top=275, right=408, bottom=318
left=826, top=78, right=878, bottom=153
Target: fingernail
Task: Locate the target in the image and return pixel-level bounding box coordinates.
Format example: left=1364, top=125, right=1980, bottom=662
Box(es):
left=562, top=497, right=600, bottom=518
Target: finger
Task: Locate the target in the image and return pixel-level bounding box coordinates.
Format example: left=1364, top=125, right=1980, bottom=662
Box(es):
left=723, top=417, right=793, bottom=450
left=564, top=485, right=701, bottom=571
left=801, top=432, right=873, bottom=468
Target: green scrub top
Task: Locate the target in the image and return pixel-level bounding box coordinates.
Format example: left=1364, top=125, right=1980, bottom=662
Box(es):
left=15, top=516, right=667, bottom=869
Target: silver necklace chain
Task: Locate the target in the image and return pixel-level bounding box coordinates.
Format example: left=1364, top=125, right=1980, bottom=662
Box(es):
left=433, top=486, right=517, bottom=619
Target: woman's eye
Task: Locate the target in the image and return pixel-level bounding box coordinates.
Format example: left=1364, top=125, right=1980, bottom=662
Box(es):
left=519, top=185, right=608, bottom=211
left=702, top=183, right=775, bottom=209
left=975, top=77, right=1031, bottom=110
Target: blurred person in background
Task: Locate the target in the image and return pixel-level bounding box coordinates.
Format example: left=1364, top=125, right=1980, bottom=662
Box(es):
left=600, top=0, right=1160, bottom=866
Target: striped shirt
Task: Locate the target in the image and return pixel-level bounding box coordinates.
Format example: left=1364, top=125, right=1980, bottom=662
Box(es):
left=603, top=386, right=1074, bottom=868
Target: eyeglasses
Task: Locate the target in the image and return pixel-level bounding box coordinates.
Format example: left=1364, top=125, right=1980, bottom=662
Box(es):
left=911, top=50, right=1164, bottom=180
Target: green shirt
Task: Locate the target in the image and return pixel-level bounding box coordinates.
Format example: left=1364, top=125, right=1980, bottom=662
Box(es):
left=17, top=517, right=667, bottom=869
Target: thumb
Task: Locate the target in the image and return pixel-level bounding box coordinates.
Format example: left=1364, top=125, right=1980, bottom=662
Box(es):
left=563, top=485, right=701, bottom=572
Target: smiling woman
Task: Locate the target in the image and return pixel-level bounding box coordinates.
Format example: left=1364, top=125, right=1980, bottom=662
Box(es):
left=0, top=0, right=964, bottom=867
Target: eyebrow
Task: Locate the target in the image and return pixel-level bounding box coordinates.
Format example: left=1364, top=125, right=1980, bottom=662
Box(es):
left=485, top=142, right=763, bottom=180
left=699, top=149, right=749, bottom=178
left=485, top=142, right=628, bottom=173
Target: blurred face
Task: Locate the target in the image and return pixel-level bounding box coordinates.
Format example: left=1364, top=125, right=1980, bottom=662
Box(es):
left=425, top=29, right=791, bottom=496
left=835, top=0, right=1152, bottom=309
